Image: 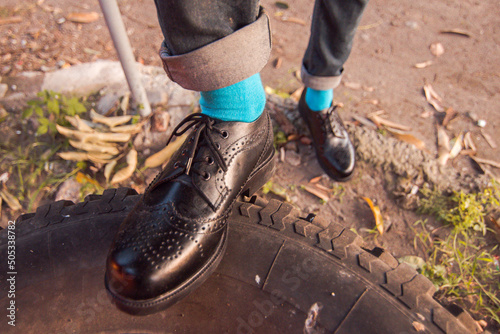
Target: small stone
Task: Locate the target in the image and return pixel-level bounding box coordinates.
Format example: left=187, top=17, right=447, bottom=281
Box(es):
left=151, top=111, right=171, bottom=132
left=55, top=178, right=82, bottom=203
left=477, top=119, right=486, bottom=127
left=430, top=42, right=444, bottom=57
left=405, top=21, right=419, bottom=29
left=285, top=150, right=301, bottom=166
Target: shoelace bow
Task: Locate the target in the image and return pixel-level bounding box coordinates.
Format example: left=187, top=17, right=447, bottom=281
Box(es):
left=166, top=114, right=228, bottom=178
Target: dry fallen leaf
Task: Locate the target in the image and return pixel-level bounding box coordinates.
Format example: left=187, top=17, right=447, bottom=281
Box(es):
left=0, top=188, right=22, bottom=211
left=420, top=110, right=433, bottom=119
left=309, top=176, right=322, bottom=184
left=386, top=128, right=427, bottom=151
left=449, top=133, right=464, bottom=159
left=368, top=114, right=411, bottom=131
left=104, top=160, right=117, bottom=183
left=440, top=29, right=471, bottom=38
left=69, top=140, right=120, bottom=155
left=430, top=42, right=444, bottom=57
left=303, top=185, right=330, bottom=202
left=423, top=84, right=445, bottom=112
left=481, top=129, right=497, bottom=149
left=111, top=149, right=138, bottom=184
left=76, top=172, right=101, bottom=187
left=414, top=60, right=433, bottom=69
left=281, top=16, right=306, bottom=25
left=294, top=69, right=301, bottom=81
left=362, top=197, right=384, bottom=235
left=442, top=107, right=458, bottom=127
left=57, top=124, right=131, bottom=143
left=314, top=183, right=334, bottom=193
left=65, top=115, right=94, bottom=132
left=58, top=152, right=116, bottom=164
left=121, top=92, right=130, bottom=113
left=90, top=109, right=133, bottom=127
left=412, top=321, right=426, bottom=332
left=344, top=81, right=362, bottom=90
left=274, top=56, right=282, bottom=69
left=144, top=133, right=188, bottom=169
left=109, top=123, right=143, bottom=134
left=437, top=125, right=451, bottom=166
left=463, top=132, right=477, bottom=152
left=471, top=157, right=500, bottom=169
left=290, top=86, right=304, bottom=102
left=0, top=16, right=22, bottom=25
left=67, top=12, right=99, bottom=24
left=352, top=115, right=377, bottom=129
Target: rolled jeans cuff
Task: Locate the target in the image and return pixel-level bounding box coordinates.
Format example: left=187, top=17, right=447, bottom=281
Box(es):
left=159, top=8, right=271, bottom=92
left=300, top=65, right=343, bottom=91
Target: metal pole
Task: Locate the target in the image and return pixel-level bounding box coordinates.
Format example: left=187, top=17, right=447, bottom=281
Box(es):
left=98, top=0, right=151, bottom=117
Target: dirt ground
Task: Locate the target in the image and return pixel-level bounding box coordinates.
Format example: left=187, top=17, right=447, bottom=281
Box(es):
left=0, top=0, right=499, bottom=330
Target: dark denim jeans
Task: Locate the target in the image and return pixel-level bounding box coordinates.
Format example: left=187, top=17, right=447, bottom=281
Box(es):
left=154, top=0, right=368, bottom=91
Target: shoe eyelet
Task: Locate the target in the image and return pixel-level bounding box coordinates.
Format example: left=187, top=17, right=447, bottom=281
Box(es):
left=215, top=143, right=221, bottom=150
left=174, top=161, right=180, bottom=168
left=202, top=172, right=211, bottom=181
left=206, top=156, right=214, bottom=165
left=220, top=130, right=229, bottom=139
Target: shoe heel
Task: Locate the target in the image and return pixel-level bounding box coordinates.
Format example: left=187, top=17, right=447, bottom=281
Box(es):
left=241, top=154, right=276, bottom=198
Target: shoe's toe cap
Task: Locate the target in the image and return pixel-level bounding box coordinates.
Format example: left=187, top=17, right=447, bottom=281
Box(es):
left=320, top=138, right=356, bottom=181
left=106, top=212, right=226, bottom=301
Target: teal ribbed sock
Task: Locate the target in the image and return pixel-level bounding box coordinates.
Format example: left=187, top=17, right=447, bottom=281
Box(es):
left=199, top=73, right=266, bottom=123
left=305, top=87, right=333, bottom=112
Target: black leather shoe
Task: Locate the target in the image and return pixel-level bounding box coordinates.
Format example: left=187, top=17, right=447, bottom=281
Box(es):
left=298, top=90, right=355, bottom=181
left=105, top=111, right=275, bottom=315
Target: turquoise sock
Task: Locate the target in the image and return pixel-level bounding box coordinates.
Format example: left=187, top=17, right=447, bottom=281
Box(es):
left=199, top=73, right=266, bottom=123
left=305, top=87, right=333, bottom=112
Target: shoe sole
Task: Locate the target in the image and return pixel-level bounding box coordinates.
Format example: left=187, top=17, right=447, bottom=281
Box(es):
left=316, top=156, right=354, bottom=182
left=105, top=228, right=228, bottom=316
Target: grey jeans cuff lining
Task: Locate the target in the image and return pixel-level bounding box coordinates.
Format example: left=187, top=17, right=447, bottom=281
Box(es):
left=160, top=8, right=271, bottom=92
left=300, top=65, right=342, bottom=91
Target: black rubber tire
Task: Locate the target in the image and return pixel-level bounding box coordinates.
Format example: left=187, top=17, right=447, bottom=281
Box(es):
left=0, top=188, right=478, bottom=333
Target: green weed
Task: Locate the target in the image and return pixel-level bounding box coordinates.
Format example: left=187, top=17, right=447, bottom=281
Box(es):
left=1, top=91, right=97, bottom=215
left=412, top=183, right=500, bottom=326
left=22, top=90, right=86, bottom=136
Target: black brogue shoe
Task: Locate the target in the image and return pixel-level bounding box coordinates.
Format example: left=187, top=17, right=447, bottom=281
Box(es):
left=298, top=90, right=355, bottom=181
left=105, top=111, right=275, bottom=315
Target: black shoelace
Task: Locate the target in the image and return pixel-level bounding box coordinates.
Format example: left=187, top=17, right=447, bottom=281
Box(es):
left=166, top=114, right=228, bottom=179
